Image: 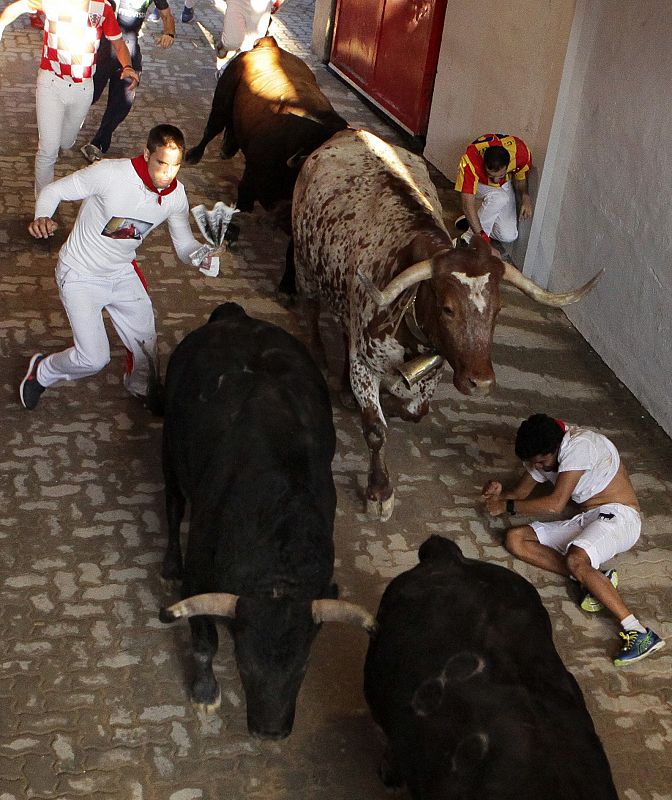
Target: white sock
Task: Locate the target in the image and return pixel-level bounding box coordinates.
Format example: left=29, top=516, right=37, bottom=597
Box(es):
left=620, top=614, right=646, bottom=634
left=184, top=0, right=195, bottom=8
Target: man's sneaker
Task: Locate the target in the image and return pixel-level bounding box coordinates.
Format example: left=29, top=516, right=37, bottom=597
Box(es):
left=613, top=628, right=665, bottom=666
left=146, top=6, right=160, bottom=22
left=579, top=568, right=618, bottom=612
left=19, top=353, right=46, bottom=410
left=81, top=143, right=103, bottom=164
left=454, top=214, right=470, bottom=233
left=181, top=5, right=194, bottom=22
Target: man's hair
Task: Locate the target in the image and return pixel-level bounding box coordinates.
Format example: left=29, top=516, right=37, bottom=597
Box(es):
left=515, top=414, right=565, bottom=460
left=146, top=124, right=185, bottom=155
left=483, top=145, right=510, bottom=172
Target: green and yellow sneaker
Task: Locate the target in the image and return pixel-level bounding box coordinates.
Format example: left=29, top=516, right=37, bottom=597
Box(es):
left=579, top=568, right=618, bottom=613
left=614, top=628, right=665, bottom=666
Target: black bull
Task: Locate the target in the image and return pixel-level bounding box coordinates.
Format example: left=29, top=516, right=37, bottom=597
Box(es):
left=364, top=535, right=618, bottom=800
left=158, top=303, right=374, bottom=739
left=185, top=36, right=348, bottom=229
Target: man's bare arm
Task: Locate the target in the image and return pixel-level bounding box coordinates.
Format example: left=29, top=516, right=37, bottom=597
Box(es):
left=461, top=193, right=483, bottom=235
left=514, top=175, right=532, bottom=219
left=0, top=0, right=33, bottom=39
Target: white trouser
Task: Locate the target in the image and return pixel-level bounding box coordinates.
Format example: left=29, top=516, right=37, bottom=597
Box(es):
left=35, top=69, right=94, bottom=197
left=476, top=180, right=518, bottom=242
left=37, top=263, right=157, bottom=396
left=220, top=0, right=272, bottom=53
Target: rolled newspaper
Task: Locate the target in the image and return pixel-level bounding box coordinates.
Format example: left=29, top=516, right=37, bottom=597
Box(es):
left=191, top=201, right=239, bottom=247
left=189, top=202, right=238, bottom=277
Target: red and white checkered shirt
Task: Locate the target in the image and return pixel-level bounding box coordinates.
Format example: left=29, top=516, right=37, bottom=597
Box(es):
left=29, top=0, right=122, bottom=82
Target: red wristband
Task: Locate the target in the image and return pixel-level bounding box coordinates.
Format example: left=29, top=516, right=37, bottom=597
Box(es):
left=479, top=230, right=491, bottom=243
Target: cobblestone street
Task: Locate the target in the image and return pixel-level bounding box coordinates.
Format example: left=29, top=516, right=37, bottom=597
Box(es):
left=1, top=1, right=671, bottom=798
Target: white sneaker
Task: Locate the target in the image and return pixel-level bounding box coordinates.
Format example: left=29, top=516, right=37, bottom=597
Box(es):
left=81, top=143, right=103, bottom=163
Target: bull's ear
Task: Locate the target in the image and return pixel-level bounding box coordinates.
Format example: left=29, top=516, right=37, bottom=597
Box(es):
left=327, top=582, right=339, bottom=599
left=418, top=534, right=462, bottom=563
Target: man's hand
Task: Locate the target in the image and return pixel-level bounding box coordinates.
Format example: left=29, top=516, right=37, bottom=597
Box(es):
left=29, top=217, right=58, bottom=238
left=120, top=66, right=140, bottom=89
left=482, top=480, right=505, bottom=516
left=519, top=194, right=533, bottom=220
left=158, top=32, right=174, bottom=48
left=482, top=480, right=502, bottom=498
left=484, top=496, right=506, bottom=516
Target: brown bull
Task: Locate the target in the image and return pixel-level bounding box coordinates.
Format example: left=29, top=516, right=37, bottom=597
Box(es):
left=185, top=36, right=348, bottom=229
left=292, top=130, right=601, bottom=520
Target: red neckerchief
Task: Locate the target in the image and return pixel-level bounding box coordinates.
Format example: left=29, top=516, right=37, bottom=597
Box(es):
left=554, top=418, right=567, bottom=432
left=131, top=154, right=178, bottom=205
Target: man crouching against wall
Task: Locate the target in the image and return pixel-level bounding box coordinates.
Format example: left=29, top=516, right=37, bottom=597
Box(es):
left=482, top=413, right=665, bottom=667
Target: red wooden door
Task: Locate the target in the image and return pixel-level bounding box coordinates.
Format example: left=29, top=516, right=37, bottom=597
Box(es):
left=330, top=0, right=447, bottom=136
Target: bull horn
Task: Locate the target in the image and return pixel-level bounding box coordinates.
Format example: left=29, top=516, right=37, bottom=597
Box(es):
left=311, top=599, right=377, bottom=634
left=286, top=148, right=306, bottom=169
left=357, top=259, right=433, bottom=308
left=502, top=262, right=604, bottom=307
left=159, top=592, right=239, bottom=623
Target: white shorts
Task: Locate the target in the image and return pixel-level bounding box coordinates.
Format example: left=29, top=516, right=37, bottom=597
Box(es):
left=530, top=503, right=641, bottom=569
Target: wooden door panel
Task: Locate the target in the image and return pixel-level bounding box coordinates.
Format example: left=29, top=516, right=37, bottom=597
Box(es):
left=331, top=0, right=385, bottom=85
left=331, top=0, right=447, bottom=135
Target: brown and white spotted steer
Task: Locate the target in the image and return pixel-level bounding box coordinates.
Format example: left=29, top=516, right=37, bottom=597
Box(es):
left=292, top=129, right=601, bottom=520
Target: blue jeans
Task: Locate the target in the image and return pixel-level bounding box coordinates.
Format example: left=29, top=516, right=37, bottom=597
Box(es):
left=90, top=38, right=142, bottom=152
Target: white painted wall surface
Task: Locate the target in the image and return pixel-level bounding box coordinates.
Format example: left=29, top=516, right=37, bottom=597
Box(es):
left=532, top=0, right=672, bottom=436
left=311, top=0, right=337, bottom=62
left=423, top=0, right=575, bottom=181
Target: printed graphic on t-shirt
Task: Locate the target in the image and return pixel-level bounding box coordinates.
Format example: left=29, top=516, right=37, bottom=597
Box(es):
left=116, top=0, right=155, bottom=35
left=102, top=216, right=153, bottom=240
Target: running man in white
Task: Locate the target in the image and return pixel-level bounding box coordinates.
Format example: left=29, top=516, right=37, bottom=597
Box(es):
left=215, top=0, right=285, bottom=73
left=482, top=413, right=665, bottom=666
left=20, top=124, right=216, bottom=409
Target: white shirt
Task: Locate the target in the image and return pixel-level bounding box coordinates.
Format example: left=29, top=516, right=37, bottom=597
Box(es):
left=525, top=426, right=620, bottom=504
left=35, top=159, right=202, bottom=278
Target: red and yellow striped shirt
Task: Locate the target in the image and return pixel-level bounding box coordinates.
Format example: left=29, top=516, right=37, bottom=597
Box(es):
left=455, top=133, right=532, bottom=194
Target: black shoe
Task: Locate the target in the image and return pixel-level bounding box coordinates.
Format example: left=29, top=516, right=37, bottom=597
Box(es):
left=181, top=5, right=194, bottom=22
left=20, top=353, right=46, bottom=410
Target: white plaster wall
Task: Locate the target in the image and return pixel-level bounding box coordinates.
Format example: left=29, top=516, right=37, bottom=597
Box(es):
left=312, top=0, right=337, bottom=62
left=424, top=0, right=575, bottom=182
left=535, top=0, right=672, bottom=436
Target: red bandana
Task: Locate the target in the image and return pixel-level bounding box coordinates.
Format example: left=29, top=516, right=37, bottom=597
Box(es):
left=554, top=418, right=567, bottom=432
left=131, top=154, right=178, bottom=205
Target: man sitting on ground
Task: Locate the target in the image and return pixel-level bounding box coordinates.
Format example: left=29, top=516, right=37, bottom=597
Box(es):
left=455, top=132, right=533, bottom=254
left=482, top=413, right=665, bottom=666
